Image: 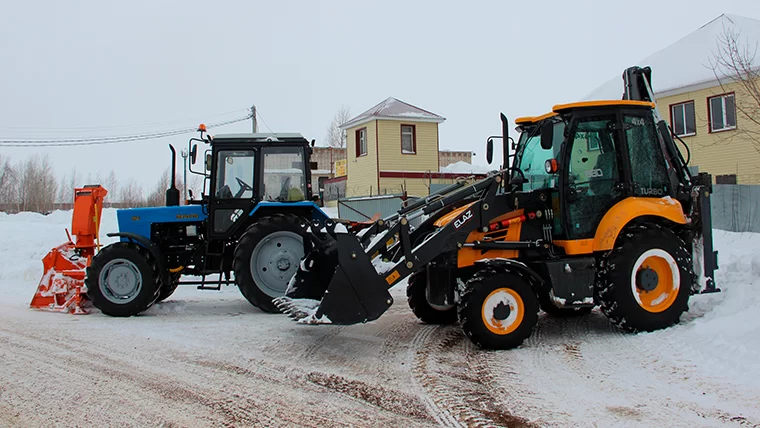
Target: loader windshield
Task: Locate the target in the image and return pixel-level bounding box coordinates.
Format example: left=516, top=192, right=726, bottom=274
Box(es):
left=514, top=121, right=564, bottom=191
left=261, top=146, right=307, bottom=202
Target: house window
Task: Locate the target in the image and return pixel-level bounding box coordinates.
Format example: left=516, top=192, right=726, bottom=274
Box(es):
left=355, top=128, right=367, bottom=157
left=401, top=124, right=416, bottom=154
left=670, top=101, right=696, bottom=136
left=708, top=93, right=736, bottom=132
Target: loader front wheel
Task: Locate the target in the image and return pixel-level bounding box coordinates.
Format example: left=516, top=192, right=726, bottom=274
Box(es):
left=458, top=268, right=539, bottom=350
left=234, top=213, right=310, bottom=313
left=407, top=269, right=457, bottom=325
left=85, top=242, right=161, bottom=317
left=597, top=223, right=692, bottom=332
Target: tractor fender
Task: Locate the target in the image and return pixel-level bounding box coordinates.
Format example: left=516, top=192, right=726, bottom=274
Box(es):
left=474, top=258, right=545, bottom=286
left=593, top=197, right=687, bottom=252
left=105, top=232, right=166, bottom=275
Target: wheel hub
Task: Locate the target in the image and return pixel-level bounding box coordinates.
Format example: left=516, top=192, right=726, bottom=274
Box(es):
left=276, top=256, right=291, bottom=271
left=492, top=301, right=511, bottom=321
left=99, top=259, right=143, bottom=303
left=636, top=268, right=659, bottom=292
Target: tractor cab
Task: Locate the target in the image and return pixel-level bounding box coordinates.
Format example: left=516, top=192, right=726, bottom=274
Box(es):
left=186, top=127, right=318, bottom=238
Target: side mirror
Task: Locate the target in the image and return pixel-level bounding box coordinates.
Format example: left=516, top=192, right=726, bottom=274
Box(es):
left=540, top=121, right=554, bottom=150
left=205, top=153, right=212, bottom=171
left=190, top=144, right=197, bottom=165
left=509, top=137, right=517, bottom=151
left=486, top=138, right=494, bottom=164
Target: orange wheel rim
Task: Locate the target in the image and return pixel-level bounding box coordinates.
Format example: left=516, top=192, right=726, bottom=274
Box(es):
left=481, top=288, right=524, bottom=335
left=631, top=249, right=680, bottom=313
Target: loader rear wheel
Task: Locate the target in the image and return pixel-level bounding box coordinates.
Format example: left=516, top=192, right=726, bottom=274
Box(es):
left=406, top=270, right=457, bottom=325
left=233, top=213, right=310, bottom=313
left=458, top=268, right=539, bottom=350
left=597, top=223, right=692, bottom=332
left=85, top=242, right=161, bottom=317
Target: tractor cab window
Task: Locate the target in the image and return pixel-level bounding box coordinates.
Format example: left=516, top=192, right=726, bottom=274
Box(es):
left=261, top=146, right=307, bottom=202
left=565, top=115, right=623, bottom=238
left=514, top=121, right=565, bottom=191
left=624, top=114, right=670, bottom=197
left=215, top=150, right=255, bottom=199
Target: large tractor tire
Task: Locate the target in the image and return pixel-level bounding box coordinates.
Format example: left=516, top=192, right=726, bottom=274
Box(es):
left=597, top=222, right=693, bottom=332
left=458, top=267, right=539, bottom=350
left=85, top=242, right=161, bottom=317
left=406, top=269, right=458, bottom=325
left=233, top=213, right=311, bottom=313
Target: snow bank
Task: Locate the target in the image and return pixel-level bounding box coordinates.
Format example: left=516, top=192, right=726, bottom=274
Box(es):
left=440, top=161, right=492, bottom=174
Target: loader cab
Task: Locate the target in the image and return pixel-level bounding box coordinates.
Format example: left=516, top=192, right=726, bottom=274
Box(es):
left=540, top=101, right=674, bottom=240
left=190, top=132, right=315, bottom=239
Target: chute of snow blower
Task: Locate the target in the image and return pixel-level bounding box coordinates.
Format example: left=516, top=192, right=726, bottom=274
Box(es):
left=30, top=185, right=107, bottom=314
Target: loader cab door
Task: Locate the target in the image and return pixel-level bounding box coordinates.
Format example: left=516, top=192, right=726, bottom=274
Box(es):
left=560, top=113, right=627, bottom=239
left=209, top=148, right=258, bottom=237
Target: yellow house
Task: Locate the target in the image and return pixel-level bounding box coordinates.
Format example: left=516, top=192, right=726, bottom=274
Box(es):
left=340, top=97, right=486, bottom=197
left=585, top=13, right=760, bottom=184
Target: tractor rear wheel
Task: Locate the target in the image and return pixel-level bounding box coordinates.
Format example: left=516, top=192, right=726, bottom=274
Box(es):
left=406, top=269, right=458, bottom=325
left=458, top=267, right=539, bottom=350
left=85, top=242, right=161, bottom=317
left=233, top=213, right=310, bottom=313
left=597, top=223, right=692, bottom=332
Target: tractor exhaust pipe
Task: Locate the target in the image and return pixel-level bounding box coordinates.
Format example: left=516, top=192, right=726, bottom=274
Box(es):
left=166, top=144, right=180, bottom=206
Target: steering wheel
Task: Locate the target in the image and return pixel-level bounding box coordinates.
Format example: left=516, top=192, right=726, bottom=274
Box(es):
left=234, top=177, right=253, bottom=198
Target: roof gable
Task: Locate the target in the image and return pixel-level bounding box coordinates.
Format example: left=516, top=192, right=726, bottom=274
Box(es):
left=585, top=13, right=760, bottom=100
left=341, top=97, right=445, bottom=129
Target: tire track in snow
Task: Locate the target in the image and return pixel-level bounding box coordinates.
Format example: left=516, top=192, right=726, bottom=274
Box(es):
left=411, top=325, right=535, bottom=427
left=480, top=311, right=759, bottom=427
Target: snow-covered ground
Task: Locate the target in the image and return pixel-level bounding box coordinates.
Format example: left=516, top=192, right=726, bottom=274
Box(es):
left=0, top=209, right=758, bottom=427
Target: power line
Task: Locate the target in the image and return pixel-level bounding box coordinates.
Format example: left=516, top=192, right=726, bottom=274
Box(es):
left=255, top=110, right=274, bottom=133
left=0, top=108, right=249, bottom=132
left=0, top=115, right=251, bottom=147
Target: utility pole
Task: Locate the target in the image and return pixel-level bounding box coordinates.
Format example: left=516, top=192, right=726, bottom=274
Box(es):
left=180, top=148, right=188, bottom=203
left=251, top=104, right=258, bottom=133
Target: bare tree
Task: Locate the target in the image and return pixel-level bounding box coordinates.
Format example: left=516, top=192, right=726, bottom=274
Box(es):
left=119, top=178, right=145, bottom=207
left=146, top=168, right=170, bottom=207
left=17, top=154, right=57, bottom=213
left=324, top=105, right=351, bottom=149
left=0, top=155, right=19, bottom=211
left=708, top=24, right=760, bottom=151
left=104, top=170, right=119, bottom=203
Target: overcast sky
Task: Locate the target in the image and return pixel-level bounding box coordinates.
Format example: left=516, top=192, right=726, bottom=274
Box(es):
left=1, top=0, right=758, bottom=192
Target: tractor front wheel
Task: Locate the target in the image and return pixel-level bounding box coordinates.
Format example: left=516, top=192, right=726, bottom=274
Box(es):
left=85, top=242, right=161, bottom=317
left=597, top=223, right=693, bottom=332
left=233, top=213, right=310, bottom=313
left=458, top=268, right=539, bottom=350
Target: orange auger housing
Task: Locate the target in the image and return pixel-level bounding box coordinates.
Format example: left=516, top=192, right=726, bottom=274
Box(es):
left=30, top=185, right=108, bottom=314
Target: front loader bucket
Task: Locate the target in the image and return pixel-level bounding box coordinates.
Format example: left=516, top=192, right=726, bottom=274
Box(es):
left=274, top=233, right=393, bottom=325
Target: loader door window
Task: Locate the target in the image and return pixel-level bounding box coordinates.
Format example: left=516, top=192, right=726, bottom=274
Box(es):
left=624, top=114, right=670, bottom=197
left=261, top=146, right=307, bottom=202
left=215, top=150, right=255, bottom=199
left=515, top=121, right=564, bottom=191
left=565, top=115, right=623, bottom=238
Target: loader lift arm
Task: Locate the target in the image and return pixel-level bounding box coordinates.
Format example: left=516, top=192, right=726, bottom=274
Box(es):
left=274, top=169, right=549, bottom=325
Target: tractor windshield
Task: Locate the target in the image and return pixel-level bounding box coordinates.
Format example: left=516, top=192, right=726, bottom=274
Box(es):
left=514, top=121, right=565, bottom=191
left=261, top=146, right=307, bottom=202
left=215, top=150, right=255, bottom=199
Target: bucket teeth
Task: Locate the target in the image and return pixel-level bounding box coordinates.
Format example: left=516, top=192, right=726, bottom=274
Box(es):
left=272, top=296, right=332, bottom=324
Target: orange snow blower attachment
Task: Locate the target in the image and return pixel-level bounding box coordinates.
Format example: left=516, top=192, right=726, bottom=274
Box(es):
left=30, top=185, right=108, bottom=314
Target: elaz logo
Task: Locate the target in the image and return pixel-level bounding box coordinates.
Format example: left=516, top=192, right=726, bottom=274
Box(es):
left=454, top=210, right=473, bottom=229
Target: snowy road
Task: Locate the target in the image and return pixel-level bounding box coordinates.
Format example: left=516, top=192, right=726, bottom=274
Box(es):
left=1, top=210, right=759, bottom=427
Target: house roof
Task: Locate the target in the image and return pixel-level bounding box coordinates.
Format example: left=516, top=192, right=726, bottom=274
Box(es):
left=584, top=13, right=760, bottom=100
left=340, top=97, right=445, bottom=129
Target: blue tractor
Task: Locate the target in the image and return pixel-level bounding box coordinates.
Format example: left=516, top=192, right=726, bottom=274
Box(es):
left=84, top=125, right=331, bottom=316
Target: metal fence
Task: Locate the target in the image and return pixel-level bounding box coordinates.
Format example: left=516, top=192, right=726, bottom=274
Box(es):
left=712, top=184, right=760, bottom=233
